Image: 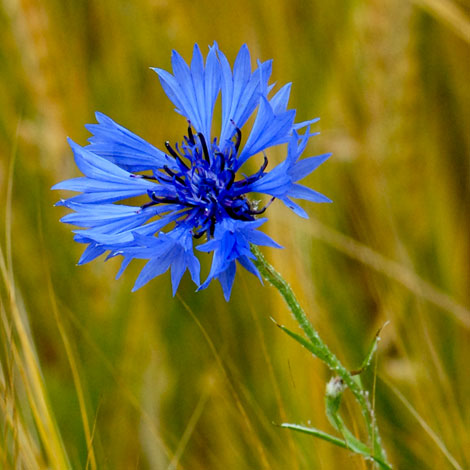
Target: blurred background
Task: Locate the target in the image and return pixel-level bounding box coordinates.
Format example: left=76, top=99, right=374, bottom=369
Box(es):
left=0, top=0, right=469, bottom=468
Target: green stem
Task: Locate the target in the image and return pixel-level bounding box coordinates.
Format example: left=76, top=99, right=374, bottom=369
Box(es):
left=251, top=245, right=390, bottom=467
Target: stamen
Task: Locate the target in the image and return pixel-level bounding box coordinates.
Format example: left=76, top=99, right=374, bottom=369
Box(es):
left=140, top=200, right=158, bottom=210
left=225, top=205, right=254, bottom=221
left=166, top=141, right=190, bottom=171
left=234, top=128, right=242, bottom=154
left=230, top=120, right=242, bottom=154
left=192, top=228, right=206, bottom=239
left=234, top=154, right=270, bottom=188
left=198, top=133, right=210, bottom=163
left=175, top=154, right=190, bottom=171
left=215, top=152, right=225, bottom=171
left=140, top=174, right=158, bottom=181
left=259, top=154, right=268, bottom=173
left=165, top=141, right=180, bottom=159
left=209, top=216, right=216, bottom=237
left=163, top=165, right=186, bottom=185
left=156, top=174, right=173, bottom=184
left=187, top=125, right=196, bottom=145
left=147, top=192, right=181, bottom=204
left=173, top=143, right=186, bottom=158
left=226, top=170, right=235, bottom=189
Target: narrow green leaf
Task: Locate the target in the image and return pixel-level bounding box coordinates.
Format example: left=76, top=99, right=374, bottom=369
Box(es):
left=351, top=322, right=389, bottom=376
left=271, top=319, right=329, bottom=362
left=279, top=423, right=348, bottom=449
left=281, top=423, right=392, bottom=469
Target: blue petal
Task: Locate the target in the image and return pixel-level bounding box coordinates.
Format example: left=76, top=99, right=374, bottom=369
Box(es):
left=241, top=161, right=291, bottom=196
left=290, top=153, right=331, bottom=182
left=151, top=67, right=187, bottom=114
left=68, top=138, right=131, bottom=180
left=190, top=45, right=206, bottom=120
left=238, top=256, right=262, bottom=282
left=197, top=218, right=278, bottom=300
left=243, top=229, right=282, bottom=248
left=116, top=257, right=133, bottom=279
left=132, top=255, right=173, bottom=291
left=218, top=45, right=250, bottom=144
left=237, top=97, right=295, bottom=167
left=122, top=228, right=200, bottom=292
left=170, top=252, right=187, bottom=295
left=287, top=183, right=332, bottom=203
left=60, top=202, right=163, bottom=228
left=293, top=118, right=320, bottom=130
left=171, top=49, right=203, bottom=125
left=186, top=250, right=201, bottom=286
left=269, top=83, right=292, bottom=113
left=52, top=140, right=161, bottom=204
left=75, top=212, right=183, bottom=246
left=85, top=112, right=174, bottom=171
left=53, top=177, right=165, bottom=205
left=289, top=126, right=319, bottom=162
left=218, top=45, right=273, bottom=145
left=279, top=197, right=309, bottom=218
left=233, top=60, right=272, bottom=134
left=151, top=44, right=220, bottom=139
left=203, top=44, right=221, bottom=139
left=218, top=262, right=237, bottom=301
left=77, top=243, right=106, bottom=265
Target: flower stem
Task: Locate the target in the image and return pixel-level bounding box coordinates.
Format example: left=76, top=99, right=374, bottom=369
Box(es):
left=251, top=245, right=390, bottom=468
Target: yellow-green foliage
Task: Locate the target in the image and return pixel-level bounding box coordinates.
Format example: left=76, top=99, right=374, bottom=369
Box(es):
left=0, top=1, right=469, bottom=468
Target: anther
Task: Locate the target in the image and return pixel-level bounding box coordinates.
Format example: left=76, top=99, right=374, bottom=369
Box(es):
left=230, top=120, right=242, bottom=154
left=140, top=200, right=158, bottom=210
left=209, top=216, right=216, bottom=237
left=192, top=229, right=206, bottom=239
left=163, top=165, right=186, bottom=185
left=215, top=152, right=225, bottom=171
left=175, top=155, right=190, bottom=171
left=187, top=125, right=196, bottom=145
left=259, top=154, right=268, bottom=173
left=198, top=133, right=211, bottom=163
left=235, top=154, right=270, bottom=188
left=225, top=205, right=254, bottom=221
left=226, top=170, right=236, bottom=190
left=147, top=193, right=180, bottom=204
left=165, top=141, right=179, bottom=159
left=173, top=143, right=186, bottom=158
left=139, top=174, right=158, bottom=181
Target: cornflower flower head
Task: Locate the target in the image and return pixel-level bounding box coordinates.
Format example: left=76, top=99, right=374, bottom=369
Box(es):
left=53, top=43, right=331, bottom=300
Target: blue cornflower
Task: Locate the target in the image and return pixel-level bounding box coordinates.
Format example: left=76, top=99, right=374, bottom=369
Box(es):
left=53, top=43, right=331, bottom=300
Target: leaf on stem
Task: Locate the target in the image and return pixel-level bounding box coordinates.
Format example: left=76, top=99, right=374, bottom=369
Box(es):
left=351, top=321, right=389, bottom=376
left=280, top=423, right=392, bottom=469
left=269, top=317, right=329, bottom=362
